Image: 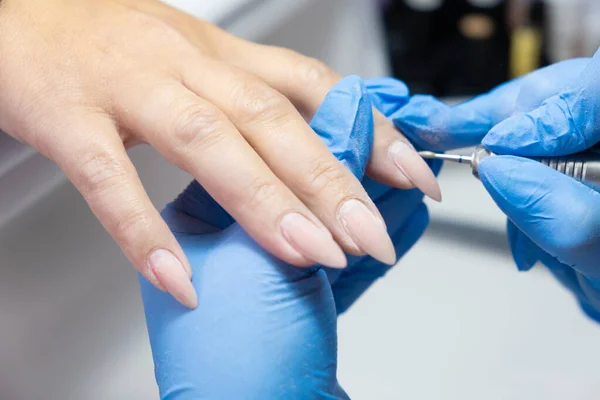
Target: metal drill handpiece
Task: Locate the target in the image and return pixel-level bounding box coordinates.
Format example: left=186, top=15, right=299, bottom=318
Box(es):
left=470, top=147, right=494, bottom=180
left=538, top=156, right=585, bottom=181
left=535, top=153, right=600, bottom=192
left=418, top=146, right=600, bottom=194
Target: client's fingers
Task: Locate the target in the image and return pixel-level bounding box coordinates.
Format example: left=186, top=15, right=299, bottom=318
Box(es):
left=180, top=60, right=395, bottom=263
left=219, top=41, right=441, bottom=201
left=119, top=79, right=347, bottom=269
left=50, top=113, right=197, bottom=308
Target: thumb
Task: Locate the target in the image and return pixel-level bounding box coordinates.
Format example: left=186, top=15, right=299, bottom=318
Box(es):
left=478, top=156, right=600, bottom=279
left=483, top=51, right=600, bottom=156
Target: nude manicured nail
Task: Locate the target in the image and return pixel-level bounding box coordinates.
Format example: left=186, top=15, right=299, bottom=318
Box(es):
left=338, top=199, right=396, bottom=265
left=149, top=249, right=198, bottom=308
left=388, top=140, right=442, bottom=202
left=280, top=213, right=347, bottom=269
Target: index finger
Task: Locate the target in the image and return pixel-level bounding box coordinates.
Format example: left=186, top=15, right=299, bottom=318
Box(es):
left=47, top=113, right=197, bottom=308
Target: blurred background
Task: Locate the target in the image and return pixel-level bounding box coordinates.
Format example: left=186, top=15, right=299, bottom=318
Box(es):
left=382, top=0, right=600, bottom=97
left=1, top=0, right=600, bottom=399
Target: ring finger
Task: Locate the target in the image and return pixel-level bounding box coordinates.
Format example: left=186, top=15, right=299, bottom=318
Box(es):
left=180, top=57, right=397, bottom=264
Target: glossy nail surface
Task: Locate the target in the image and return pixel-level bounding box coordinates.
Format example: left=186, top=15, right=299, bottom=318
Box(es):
left=389, top=140, right=442, bottom=201
left=338, top=199, right=396, bottom=265
left=280, top=213, right=347, bottom=269
left=149, top=249, right=198, bottom=308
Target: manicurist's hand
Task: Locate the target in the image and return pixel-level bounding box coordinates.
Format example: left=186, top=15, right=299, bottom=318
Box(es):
left=478, top=52, right=600, bottom=322
left=392, top=54, right=600, bottom=321
left=0, top=0, right=439, bottom=307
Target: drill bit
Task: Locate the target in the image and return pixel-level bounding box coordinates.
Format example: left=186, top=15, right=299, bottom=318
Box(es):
left=418, top=151, right=473, bottom=165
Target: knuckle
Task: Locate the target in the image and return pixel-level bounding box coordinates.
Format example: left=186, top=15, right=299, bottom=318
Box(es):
left=113, top=208, right=151, bottom=244
left=170, top=103, right=228, bottom=154
left=75, top=150, right=129, bottom=201
left=292, top=56, right=336, bottom=89
left=231, top=80, right=289, bottom=125
left=244, top=179, right=282, bottom=210
left=304, top=158, right=348, bottom=196
left=129, top=12, right=187, bottom=47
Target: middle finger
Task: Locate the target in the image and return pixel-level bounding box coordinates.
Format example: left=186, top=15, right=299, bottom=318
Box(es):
left=181, top=57, right=396, bottom=264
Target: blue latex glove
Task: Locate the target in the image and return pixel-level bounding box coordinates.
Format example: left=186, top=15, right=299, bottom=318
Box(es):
left=391, top=54, right=600, bottom=322
left=388, top=58, right=590, bottom=152
left=478, top=51, right=600, bottom=322
left=139, top=76, right=439, bottom=399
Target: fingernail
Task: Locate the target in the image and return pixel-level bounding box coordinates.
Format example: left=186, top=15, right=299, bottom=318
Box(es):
left=388, top=140, right=442, bottom=201
left=337, top=199, right=396, bottom=265
left=149, top=249, right=198, bottom=308
left=280, top=213, right=347, bottom=269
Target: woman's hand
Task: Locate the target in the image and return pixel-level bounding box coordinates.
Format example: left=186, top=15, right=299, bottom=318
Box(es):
left=0, top=0, right=439, bottom=307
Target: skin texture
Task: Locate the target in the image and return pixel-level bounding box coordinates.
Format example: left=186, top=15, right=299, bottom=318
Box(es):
left=0, top=0, right=439, bottom=307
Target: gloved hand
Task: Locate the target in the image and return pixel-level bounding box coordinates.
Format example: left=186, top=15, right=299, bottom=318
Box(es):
left=478, top=50, right=600, bottom=322
left=392, top=54, right=600, bottom=322
left=139, top=76, right=440, bottom=399
left=388, top=58, right=589, bottom=152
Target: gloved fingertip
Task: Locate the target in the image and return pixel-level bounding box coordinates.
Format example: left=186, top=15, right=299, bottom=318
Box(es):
left=328, top=75, right=366, bottom=96
left=477, top=155, right=522, bottom=194
left=394, top=95, right=492, bottom=151
left=365, top=77, right=410, bottom=115
left=478, top=155, right=542, bottom=228
left=481, top=155, right=600, bottom=268
left=482, top=113, right=538, bottom=154
left=483, top=94, right=592, bottom=156
left=365, top=76, right=409, bottom=93
left=392, top=95, right=450, bottom=150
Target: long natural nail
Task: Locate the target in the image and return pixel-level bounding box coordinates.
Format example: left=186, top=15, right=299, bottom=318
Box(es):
left=389, top=140, right=442, bottom=201
left=338, top=199, right=396, bottom=265
left=280, top=213, right=347, bottom=269
left=149, top=249, right=198, bottom=308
